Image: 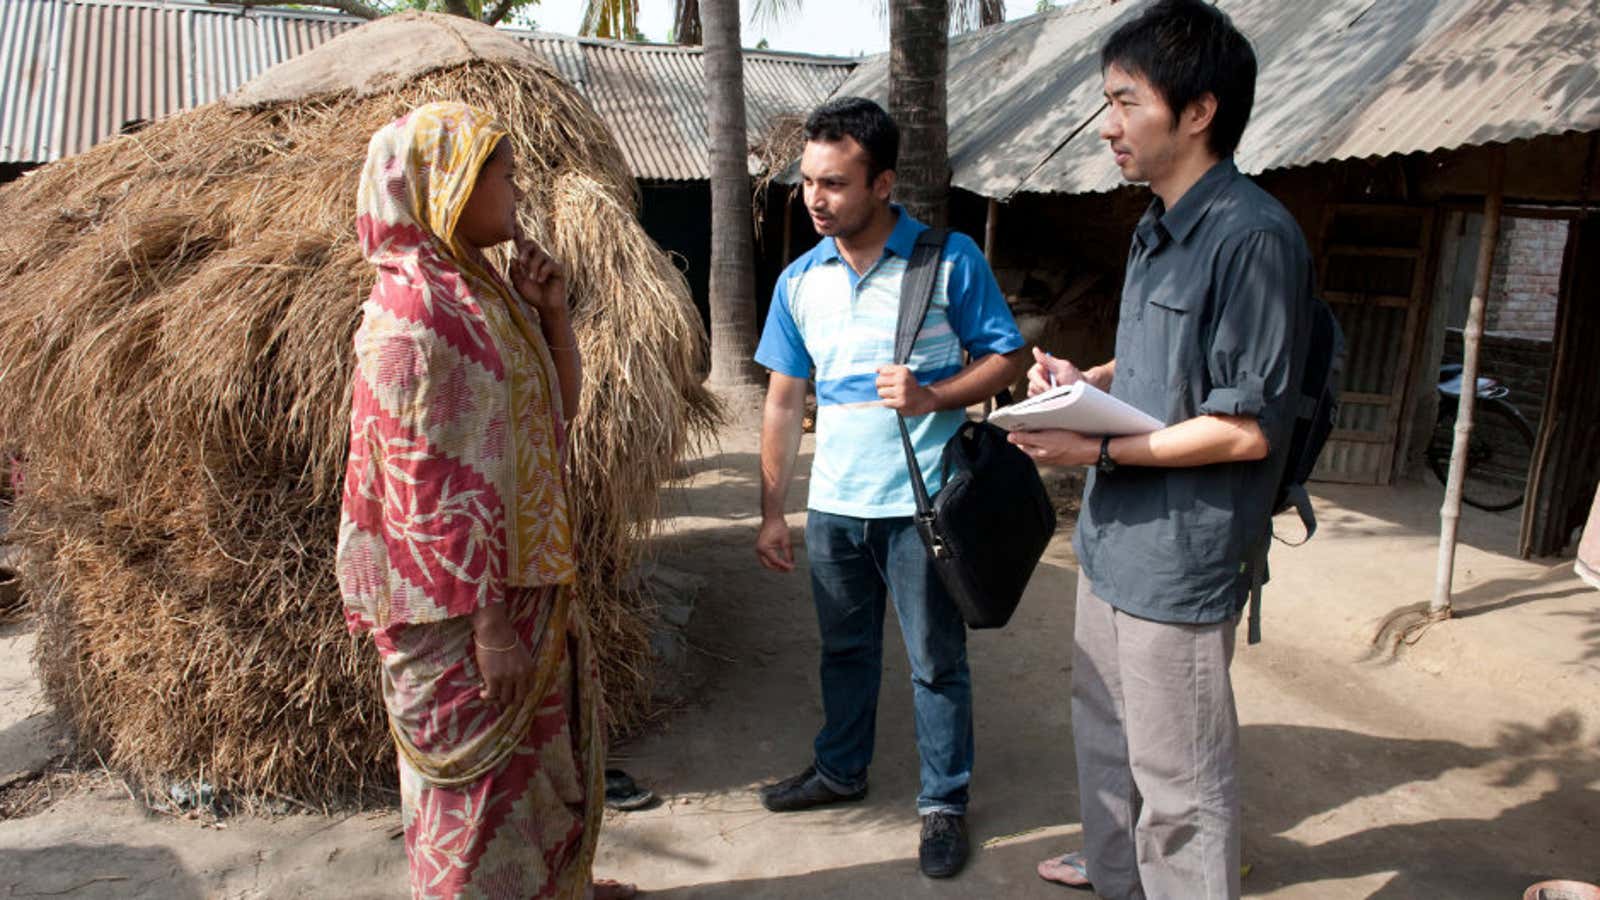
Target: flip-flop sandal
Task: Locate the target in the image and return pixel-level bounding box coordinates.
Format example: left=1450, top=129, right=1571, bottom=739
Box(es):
left=604, top=769, right=659, bottom=811
left=1037, top=851, right=1094, bottom=891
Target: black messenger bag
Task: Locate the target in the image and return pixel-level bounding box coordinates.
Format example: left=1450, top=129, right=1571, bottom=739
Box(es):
left=893, top=228, right=1056, bottom=629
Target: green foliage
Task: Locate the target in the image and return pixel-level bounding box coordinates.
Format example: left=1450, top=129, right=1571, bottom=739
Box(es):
left=581, top=0, right=644, bottom=40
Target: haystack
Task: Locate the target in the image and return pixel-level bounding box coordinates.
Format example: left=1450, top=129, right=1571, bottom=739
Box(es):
left=0, top=12, right=716, bottom=801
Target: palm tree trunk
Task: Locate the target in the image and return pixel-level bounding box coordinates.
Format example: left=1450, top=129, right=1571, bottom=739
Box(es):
left=674, top=0, right=703, bottom=45
left=890, top=0, right=951, bottom=226
left=701, top=0, right=763, bottom=389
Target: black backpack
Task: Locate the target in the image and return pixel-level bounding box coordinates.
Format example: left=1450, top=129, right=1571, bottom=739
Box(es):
left=1248, top=296, right=1344, bottom=643
left=1273, top=297, right=1345, bottom=540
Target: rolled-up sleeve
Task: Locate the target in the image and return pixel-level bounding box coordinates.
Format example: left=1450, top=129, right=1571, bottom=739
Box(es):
left=1197, top=229, right=1305, bottom=445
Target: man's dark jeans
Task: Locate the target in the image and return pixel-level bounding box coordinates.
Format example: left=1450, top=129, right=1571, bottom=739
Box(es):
left=805, top=509, right=973, bottom=815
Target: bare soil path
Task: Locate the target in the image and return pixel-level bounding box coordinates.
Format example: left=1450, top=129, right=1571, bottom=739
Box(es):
left=1, top=400, right=1595, bottom=898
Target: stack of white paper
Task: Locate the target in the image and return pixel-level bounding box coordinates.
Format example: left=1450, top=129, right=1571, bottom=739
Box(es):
left=988, top=381, right=1164, bottom=435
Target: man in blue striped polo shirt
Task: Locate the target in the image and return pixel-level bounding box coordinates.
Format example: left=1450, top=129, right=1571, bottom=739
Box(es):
left=753, top=96, right=1026, bottom=879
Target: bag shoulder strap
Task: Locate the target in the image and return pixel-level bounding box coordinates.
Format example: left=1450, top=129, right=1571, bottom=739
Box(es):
left=894, top=227, right=950, bottom=365
left=894, top=227, right=950, bottom=519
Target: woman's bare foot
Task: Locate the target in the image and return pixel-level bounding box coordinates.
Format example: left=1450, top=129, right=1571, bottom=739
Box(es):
left=593, top=878, right=637, bottom=899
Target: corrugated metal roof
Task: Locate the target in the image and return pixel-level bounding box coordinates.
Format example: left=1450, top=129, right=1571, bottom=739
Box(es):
left=0, top=0, right=64, bottom=162
left=833, top=0, right=1600, bottom=198
left=1, top=0, right=361, bottom=162
left=0, top=0, right=856, bottom=180
left=521, top=36, right=855, bottom=181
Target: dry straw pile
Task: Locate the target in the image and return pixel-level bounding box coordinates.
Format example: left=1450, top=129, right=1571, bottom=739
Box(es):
left=0, top=13, right=716, bottom=802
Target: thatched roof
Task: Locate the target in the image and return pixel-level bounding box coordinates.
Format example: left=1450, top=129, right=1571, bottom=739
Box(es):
left=0, top=11, right=716, bottom=801
left=226, top=11, right=534, bottom=107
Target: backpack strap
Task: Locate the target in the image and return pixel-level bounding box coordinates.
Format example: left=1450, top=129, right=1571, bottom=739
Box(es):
left=1246, top=542, right=1269, bottom=645
left=894, top=227, right=950, bottom=539
left=1288, top=482, right=1317, bottom=542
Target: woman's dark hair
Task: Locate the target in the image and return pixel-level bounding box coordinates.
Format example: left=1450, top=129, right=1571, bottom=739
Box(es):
left=1100, top=0, right=1257, bottom=157
left=804, top=96, right=900, bottom=181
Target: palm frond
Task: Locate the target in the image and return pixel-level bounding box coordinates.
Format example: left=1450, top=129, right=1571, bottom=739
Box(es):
left=749, top=0, right=803, bottom=28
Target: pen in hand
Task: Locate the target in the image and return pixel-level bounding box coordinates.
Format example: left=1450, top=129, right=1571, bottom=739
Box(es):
left=1045, top=352, right=1058, bottom=389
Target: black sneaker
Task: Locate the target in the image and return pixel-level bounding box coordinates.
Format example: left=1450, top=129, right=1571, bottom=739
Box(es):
left=919, top=811, right=969, bottom=878
left=759, top=765, right=867, bottom=812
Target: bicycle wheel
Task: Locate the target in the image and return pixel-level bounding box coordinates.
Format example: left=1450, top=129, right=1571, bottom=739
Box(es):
left=1427, top=398, right=1534, bottom=512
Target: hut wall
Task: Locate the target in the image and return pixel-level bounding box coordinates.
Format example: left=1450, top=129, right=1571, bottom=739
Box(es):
left=1400, top=207, right=1569, bottom=476
left=758, top=185, right=807, bottom=323
left=1486, top=217, right=1566, bottom=340
left=1431, top=213, right=1567, bottom=342
left=1397, top=136, right=1595, bottom=480
left=639, top=180, right=712, bottom=334
left=642, top=179, right=805, bottom=359
left=1438, top=328, right=1552, bottom=473
left=1524, top=216, right=1600, bottom=556
left=974, top=186, right=1146, bottom=372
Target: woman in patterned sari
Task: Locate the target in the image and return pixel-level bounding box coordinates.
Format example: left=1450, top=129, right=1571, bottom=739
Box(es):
left=337, top=101, right=634, bottom=900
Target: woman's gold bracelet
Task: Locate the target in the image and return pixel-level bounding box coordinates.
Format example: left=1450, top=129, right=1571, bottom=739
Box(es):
left=476, top=636, right=521, bottom=653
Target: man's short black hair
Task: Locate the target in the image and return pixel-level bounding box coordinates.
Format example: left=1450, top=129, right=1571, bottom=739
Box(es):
left=1100, top=0, right=1257, bottom=157
left=804, top=96, right=899, bottom=181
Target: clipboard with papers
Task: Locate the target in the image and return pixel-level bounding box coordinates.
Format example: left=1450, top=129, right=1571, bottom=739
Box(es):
left=987, top=380, right=1164, bottom=435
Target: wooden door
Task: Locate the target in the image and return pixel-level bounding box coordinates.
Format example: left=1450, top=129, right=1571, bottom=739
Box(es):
left=1520, top=213, right=1600, bottom=557
left=1314, top=204, right=1436, bottom=485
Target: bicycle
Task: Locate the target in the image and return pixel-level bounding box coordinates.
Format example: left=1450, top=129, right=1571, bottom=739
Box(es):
left=1425, top=363, right=1535, bottom=512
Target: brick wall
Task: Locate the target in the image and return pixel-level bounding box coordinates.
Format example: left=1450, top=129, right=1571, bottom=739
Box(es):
left=1486, top=217, right=1567, bottom=340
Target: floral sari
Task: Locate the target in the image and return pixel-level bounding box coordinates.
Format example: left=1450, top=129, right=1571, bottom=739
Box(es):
left=337, top=102, right=602, bottom=899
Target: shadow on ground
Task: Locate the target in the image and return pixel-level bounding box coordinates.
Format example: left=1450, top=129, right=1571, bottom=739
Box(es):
left=613, top=712, right=1599, bottom=899
left=1246, top=712, right=1600, bottom=897
left=0, top=843, right=206, bottom=899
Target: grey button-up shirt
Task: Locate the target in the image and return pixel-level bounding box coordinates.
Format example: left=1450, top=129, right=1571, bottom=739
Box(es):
left=1073, top=159, right=1314, bottom=625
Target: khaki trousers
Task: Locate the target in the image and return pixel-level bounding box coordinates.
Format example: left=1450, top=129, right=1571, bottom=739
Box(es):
left=1071, top=576, right=1241, bottom=900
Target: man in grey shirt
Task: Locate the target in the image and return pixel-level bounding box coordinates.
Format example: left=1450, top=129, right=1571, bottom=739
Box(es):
left=1012, top=2, right=1312, bottom=898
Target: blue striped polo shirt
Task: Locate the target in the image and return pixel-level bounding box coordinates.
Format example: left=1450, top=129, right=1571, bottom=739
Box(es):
left=754, top=207, right=1024, bottom=519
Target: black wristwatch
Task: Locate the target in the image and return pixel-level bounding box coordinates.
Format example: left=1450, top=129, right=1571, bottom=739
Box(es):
left=1097, top=436, right=1118, bottom=474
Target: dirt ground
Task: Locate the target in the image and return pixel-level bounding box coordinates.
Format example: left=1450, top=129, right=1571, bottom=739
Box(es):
left=2, top=397, right=1597, bottom=898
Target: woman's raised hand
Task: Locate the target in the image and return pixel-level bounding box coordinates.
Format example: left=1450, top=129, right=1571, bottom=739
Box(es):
left=509, top=230, right=569, bottom=323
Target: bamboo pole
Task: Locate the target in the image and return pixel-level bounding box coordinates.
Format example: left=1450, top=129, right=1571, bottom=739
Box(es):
left=1431, top=147, right=1506, bottom=617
